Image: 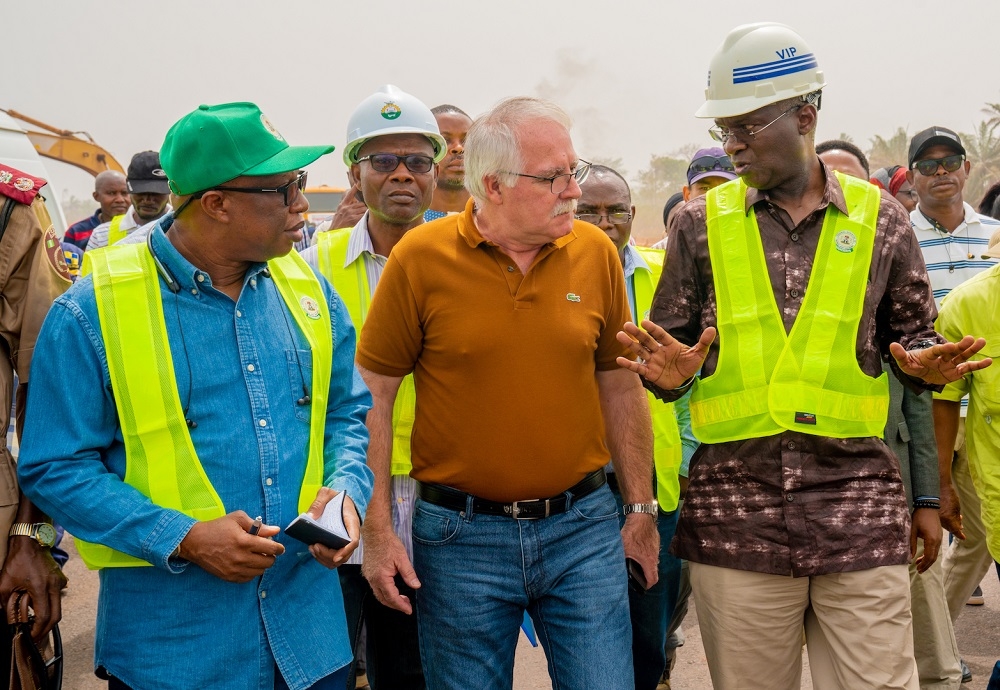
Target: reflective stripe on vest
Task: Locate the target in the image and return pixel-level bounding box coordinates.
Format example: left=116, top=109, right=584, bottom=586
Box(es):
left=78, top=243, right=330, bottom=568
left=107, top=214, right=127, bottom=246
left=690, top=172, right=888, bottom=443
left=316, top=228, right=415, bottom=476
left=634, top=247, right=683, bottom=512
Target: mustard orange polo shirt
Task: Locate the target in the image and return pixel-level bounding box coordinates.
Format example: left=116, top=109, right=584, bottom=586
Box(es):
left=356, top=201, right=633, bottom=502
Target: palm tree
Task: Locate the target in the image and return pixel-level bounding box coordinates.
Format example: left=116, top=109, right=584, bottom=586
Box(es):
left=961, top=119, right=1000, bottom=207
left=867, top=127, right=910, bottom=172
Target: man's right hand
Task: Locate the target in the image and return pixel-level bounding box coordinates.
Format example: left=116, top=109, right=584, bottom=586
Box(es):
left=328, top=186, right=368, bottom=231
left=178, top=511, right=284, bottom=583
left=361, top=526, right=421, bottom=615
left=616, top=320, right=716, bottom=391
left=940, top=482, right=965, bottom=540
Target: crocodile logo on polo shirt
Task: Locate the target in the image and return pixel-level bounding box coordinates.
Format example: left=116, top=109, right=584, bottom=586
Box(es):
left=566, top=293, right=581, bottom=302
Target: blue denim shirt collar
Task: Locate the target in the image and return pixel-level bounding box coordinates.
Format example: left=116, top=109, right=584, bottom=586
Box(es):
left=150, top=216, right=272, bottom=295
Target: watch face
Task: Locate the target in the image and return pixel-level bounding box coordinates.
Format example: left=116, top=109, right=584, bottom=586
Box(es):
left=35, top=523, right=57, bottom=548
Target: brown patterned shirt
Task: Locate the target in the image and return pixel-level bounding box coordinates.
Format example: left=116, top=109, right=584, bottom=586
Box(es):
left=652, top=165, right=942, bottom=576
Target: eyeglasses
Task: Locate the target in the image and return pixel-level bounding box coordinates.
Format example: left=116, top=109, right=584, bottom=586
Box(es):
left=356, top=153, right=435, bottom=174
left=896, top=188, right=918, bottom=201
left=708, top=104, right=803, bottom=144
left=503, top=160, right=592, bottom=194
left=576, top=211, right=632, bottom=225
left=688, top=155, right=735, bottom=176
left=911, top=154, right=965, bottom=177
left=213, top=171, right=308, bottom=206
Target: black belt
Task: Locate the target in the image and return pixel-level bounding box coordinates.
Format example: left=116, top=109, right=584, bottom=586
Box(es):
left=416, top=469, right=607, bottom=520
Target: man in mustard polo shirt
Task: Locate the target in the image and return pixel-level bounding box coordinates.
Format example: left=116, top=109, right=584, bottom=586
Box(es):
left=357, top=97, right=658, bottom=690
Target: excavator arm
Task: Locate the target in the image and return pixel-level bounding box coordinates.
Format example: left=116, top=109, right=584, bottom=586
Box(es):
left=1, top=109, right=124, bottom=177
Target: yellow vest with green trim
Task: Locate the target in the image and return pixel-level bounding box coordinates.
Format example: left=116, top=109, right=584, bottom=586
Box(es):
left=634, top=247, right=683, bottom=512
left=690, top=172, right=889, bottom=443
left=316, top=228, right=415, bottom=476
left=107, top=214, right=128, bottom=246
left=78, top=243, right=330, bottom=568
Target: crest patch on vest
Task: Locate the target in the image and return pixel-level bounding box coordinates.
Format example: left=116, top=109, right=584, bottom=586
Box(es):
left=300, top=296, right=321, bottom=320
left=834, top=230, right=857, bottom=253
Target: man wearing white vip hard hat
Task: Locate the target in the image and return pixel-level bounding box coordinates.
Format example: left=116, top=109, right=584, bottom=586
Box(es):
left=617, top=22, right=992, bottom=690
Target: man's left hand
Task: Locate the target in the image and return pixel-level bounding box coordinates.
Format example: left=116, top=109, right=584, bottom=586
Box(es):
left=307, top=488, right=361, bottom=569
left=910, top=508, right=942, bottom=574
left=889, top=336, right=992, bottom=385
left=621, top=513, right=659, bottom=589
left=0, top=537, right=67, bottom=642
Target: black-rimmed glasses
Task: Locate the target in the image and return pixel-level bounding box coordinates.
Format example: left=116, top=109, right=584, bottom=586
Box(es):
left=576, top=211, right=632, bottom=225
left=504, top=160, right=592, bottom=194
left=912, top=154, right=965, bottom=177
left=213, top=170, right=308, bottom=206
left=708, top=104, right=803, bottom=144
left=356, top=153, right=435, bottom=174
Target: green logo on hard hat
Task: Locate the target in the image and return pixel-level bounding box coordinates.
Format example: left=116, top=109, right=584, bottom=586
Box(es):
left=381, top=102, right=402, bottom=120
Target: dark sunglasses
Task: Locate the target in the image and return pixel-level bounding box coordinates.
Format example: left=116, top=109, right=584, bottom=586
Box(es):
left=357, top=153, right=435, bottom=174
left=688, top=155, right=734, bottom=176
left=912, top=154, right=965, bottom=177
left=213, top=171, right=308, bottom=206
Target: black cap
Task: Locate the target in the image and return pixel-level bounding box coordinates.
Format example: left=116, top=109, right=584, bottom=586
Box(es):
left=908, top=127, right=966, bottom=169
left=126, top=150, right=170, bottom=194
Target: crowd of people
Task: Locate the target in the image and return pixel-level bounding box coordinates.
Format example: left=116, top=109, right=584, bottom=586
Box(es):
left=0, top=18, right=998, bottom=690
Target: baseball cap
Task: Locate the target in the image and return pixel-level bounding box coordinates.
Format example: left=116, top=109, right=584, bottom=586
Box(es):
left=126, top=151, right=170, bottom=194
left=984, top=228, right=1000, bottom=259
left=908, top=126, right=966, bottom=169
left=687, top=147, right=737, bottom=186
left=161, top=102, right=335, bottom=196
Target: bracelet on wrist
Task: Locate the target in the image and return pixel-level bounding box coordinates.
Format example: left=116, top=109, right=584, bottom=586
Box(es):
left=913, top=501, right=940, bottom=511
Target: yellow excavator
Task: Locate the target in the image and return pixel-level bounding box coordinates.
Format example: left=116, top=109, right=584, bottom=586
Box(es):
left=0, top=108, right=124, bottom=176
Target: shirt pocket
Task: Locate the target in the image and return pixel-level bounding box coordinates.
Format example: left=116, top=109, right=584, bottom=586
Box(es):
left=0, top=448, right=18, bottom=508
left=972, top=340, right=1000, bottom=414
left=285, top=349, right=314, bottom=423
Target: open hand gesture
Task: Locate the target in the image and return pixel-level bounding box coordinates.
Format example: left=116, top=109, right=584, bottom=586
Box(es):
left=616, top=320, right=716, bottom=390
left=889, top=335, right=992, bottom=386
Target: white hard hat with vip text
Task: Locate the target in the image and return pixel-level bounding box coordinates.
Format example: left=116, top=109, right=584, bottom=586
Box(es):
left=697, top=22, right=826, bottom=119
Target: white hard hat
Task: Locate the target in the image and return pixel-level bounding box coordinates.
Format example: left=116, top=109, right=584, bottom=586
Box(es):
left=696, top=22, right=826, bottom=119
left=343, top=85, right=447, bottom=165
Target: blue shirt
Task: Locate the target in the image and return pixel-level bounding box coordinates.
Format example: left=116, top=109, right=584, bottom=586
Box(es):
left=18, top=225, right=373, bottom=690
left=63, top=209, right=102, bottom=250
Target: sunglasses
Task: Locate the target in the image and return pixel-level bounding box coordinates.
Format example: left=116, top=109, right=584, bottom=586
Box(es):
left=357, top=153, right=435, bottom=174
left=688, top=155, right=735, bottom=176
left=212, top=170, right=308, bottom=206
left=912, top=154, right=965, bottom=177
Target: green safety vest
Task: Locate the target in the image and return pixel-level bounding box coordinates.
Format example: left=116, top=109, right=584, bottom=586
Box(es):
left=107, top=214, right=128, bottom=246
left=689, top=172, right=888, bottom=443
left=77, top=243, right=331, bottom=568
left=316, top=228, right=415, bottom=476
left=634, top=247, right=683, bottom=512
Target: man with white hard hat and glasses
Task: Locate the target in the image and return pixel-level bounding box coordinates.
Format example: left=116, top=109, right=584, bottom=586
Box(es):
left=617, top=22, right=992, bottom=690
left=302, top=84, right=444, bottom=690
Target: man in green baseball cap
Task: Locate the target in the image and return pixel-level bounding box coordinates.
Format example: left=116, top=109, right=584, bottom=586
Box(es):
left=17, top=102, right=374, bottom=689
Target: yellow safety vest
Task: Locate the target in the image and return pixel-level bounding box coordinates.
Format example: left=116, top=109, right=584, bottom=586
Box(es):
left=316, top=228, right=415, bottom=476
left=634, top=247, right=683, bottom=512
left=690, top=172, right=888, bottom=443
left=78, top=243, right=330, bottom=568
left=107, top=214, right=128, bottom=246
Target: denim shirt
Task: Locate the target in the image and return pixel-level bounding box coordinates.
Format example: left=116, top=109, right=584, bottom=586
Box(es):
left=18, top=225, right=373, bottom=690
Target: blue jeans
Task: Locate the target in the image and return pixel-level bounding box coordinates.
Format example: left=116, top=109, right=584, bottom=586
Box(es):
left=412, top=485, right=634, bottom=690
left=611, top=489, right=682, bottom=690
left=110, top=665, right=347, bottom=689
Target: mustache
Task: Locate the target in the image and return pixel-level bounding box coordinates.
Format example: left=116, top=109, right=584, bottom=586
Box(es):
left=553, top=199, right=577, bottom=217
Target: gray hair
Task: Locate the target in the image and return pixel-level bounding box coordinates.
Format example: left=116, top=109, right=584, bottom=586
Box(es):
left=464, top=97, right=572, bottom=206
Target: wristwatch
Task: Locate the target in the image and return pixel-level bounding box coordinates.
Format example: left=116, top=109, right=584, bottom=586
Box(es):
left=9, top=523, right=57, bottom=548
left=622, top=503, right=658, bottom=517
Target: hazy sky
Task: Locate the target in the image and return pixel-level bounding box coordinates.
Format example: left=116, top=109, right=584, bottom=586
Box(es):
left=5, top=0, right=1000, bottom=205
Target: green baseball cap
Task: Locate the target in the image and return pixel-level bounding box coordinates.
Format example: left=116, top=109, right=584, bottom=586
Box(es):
left=161, top=102, right=335, bottom=196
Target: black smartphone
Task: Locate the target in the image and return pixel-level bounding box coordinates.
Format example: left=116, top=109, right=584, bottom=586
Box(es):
left=626, top=558, right=649, bottom=593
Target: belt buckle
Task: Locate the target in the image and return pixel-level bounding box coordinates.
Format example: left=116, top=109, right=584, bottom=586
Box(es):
left=507, top=498, right=550, bottom=520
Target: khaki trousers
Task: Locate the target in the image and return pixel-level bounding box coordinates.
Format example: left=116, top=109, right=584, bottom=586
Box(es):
left=690, top=562, right=918, bottom=690
left=908, top=541, right=962, bottom=689
left=942, top=421, right=993, bottom=621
